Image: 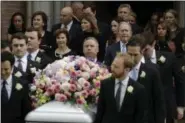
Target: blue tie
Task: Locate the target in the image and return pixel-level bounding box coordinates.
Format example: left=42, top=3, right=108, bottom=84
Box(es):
left=122, top=44, right=127, bottom=53
left=132, top=68, right=138, bottom=81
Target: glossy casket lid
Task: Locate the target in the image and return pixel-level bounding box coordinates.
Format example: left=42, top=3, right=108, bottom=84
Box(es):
left=25, top=101, right=95, bottom=123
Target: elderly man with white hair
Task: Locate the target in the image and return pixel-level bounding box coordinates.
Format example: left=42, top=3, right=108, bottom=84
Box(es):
left=104, top=22, right=133, bottom=66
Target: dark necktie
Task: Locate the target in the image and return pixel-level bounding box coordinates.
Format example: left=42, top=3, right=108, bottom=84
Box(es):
left=115, top=81, right=122, bottom=111
left=27, top=54, right=32, bottom=61
left=17, top=59, right=23, bottom=71
left=1, top=81, right=8, bottom=103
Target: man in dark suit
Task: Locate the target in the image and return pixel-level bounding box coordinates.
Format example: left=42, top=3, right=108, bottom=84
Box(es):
left=127, top=34, right=166, bottom=123
left=71, top=1, right=84, bottom=25
left=1, top=51, right=32, bottom=123
left=51, top=6, right=83, bottom=55
left=83, top=3, right=111, bottom=62
left=142, top=33, right=185, bottom=123
left=11, top=33, right=41, bottom=83
left=83, top=37, right=99, bottom=62
left=104, top=22, right=132, bottom=66
left=94, top=53, right=147, bottom=123
left=25, top=27, right=52, bottom=69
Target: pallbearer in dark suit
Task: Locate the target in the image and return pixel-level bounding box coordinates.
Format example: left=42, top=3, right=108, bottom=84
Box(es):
left=142, top=33, right=185, bottom=123
left=127, top=34, right=166, bottom=123
left=11, top=33, right=41, bottom=83
left=104, top=22, right=132, bottom=66
left=1, top=51, right=32, bottom=123
left=94, top=53, right=147, bottom=123
left=25, top=27, right=52, bottom=69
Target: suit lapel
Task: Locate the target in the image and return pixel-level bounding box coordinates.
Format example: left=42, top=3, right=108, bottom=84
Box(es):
left=120, top=79, right=133, bottom=111
left=156, top=51, right=161, bottom=63
left=138, top=63, right=145, bottom=82
left=114, top=42, right=121, bottom=57
left=110, top=77, right=118, bottom=110
left=9, top=76, right=17, bottom=102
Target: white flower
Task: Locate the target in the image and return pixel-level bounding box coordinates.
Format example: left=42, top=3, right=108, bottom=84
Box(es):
left=30, top=67, right=36, bottom=74
left=127, top=86, right=134, bottom=93
left=14, top=71, right=22, bottom=78
left=30, top=85, right=36, bottom=91
left=36, top=57, right=41, bottom=63
left=61, top=82, right=70, bottom=92
left=159, top=56, right=166, bottom=63
left=16, top=83, right=23, bottom=90
left=140, top=71, right=146, bottom=78
left=182, top=66, right=185, bottom=72
left=80, top=72, right=90, bottom=80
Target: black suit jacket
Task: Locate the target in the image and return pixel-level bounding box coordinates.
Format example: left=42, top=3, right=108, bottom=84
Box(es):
left=35, top=50, right=53, bottom=69
left=136, top=62, right=165, bottom=123
left=94, top=77, right=147, bottom=123
left=51, top=22, right=83, bottom=55
left=14, top=59, right=41, bottom=83
left=147, top=51, right=185, bottom=119
left=104, top=42, right=120, bottom=66
left=1, top=76, right=32, bottom=123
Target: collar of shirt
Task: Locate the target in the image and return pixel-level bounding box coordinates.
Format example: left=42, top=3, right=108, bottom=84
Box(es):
left=15, top=54, right=28, bottom=64
left=30, top=49, right=39, bottom=61
left=151, top=49, right=156, bottom=59
left=115, top=76, right=129, bottom=86
left=61, top=21, right=73, bottom=31
left=1, top=74, right=12, bottom=86
left=134, top=56, right=145, bottom=70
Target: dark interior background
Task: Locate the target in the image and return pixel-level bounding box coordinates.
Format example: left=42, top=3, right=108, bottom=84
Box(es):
left=94, top=1, right=174, bottom=27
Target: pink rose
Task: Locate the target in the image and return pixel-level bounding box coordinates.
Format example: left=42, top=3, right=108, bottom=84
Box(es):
left=54, top=83, right=61, bottom=93
left=81, top=90, right=89, bottom=98
left=94, top=81, right=100, bottom=88
left=60, top=94, right=67, bottom=102
left=44, top=91, right=50, bottom=96
left=76, top=98, right=86, bottom=105
left=69, top=84, right=77, bottom=92
left=90, top=89, right=97, bottom=96
left=83, top=81, right=90, bottom=90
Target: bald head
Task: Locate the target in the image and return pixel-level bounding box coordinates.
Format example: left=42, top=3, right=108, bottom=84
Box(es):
left=60, top=7, right=73, bottom=25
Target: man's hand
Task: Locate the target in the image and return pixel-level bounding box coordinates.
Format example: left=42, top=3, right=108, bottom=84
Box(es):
left=177, top=107, right=184, bottom=120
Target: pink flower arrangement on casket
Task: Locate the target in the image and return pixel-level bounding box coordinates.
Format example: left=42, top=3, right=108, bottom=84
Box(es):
left=30, top=56, right=111, bottom=108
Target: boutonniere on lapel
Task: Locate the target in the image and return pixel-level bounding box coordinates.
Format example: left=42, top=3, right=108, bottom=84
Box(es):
left=140, top=71, right=146, bottom=78
left=127, top=85, right=134, bottom=93
left=15, top=83, right=23, bottom=91
left=14, top=71, right=22, bottom=78
left=36, top=57, right=41, bottom=63
left=158, top=55, right=166, bottom=64
left=182, top=66, right=185, bottom=73
left=30, top=67, right=36, bottom=74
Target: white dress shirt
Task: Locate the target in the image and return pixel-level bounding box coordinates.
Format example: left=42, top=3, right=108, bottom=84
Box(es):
left=61, top=21, right=73, bottom=32
left=115, top=76, right=129, bottom=108
left=120, top=41, right=127, bottom=53
left=129, top=57, right=145, bottom=81
left=14, top=54, right=28, bottom=72
left=1, top=75, right=13, bottom=99
left=29, top=49, right=39, bottom=61
left=150, top=49, right=157, bottom=64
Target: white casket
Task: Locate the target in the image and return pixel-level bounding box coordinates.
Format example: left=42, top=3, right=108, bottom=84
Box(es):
left=25, top=101, right=96, bottom=123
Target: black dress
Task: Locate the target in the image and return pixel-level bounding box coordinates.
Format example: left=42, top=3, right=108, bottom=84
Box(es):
left=51, top=50, right=77, bottom=61
left=39, top=31, right=55, bottom=56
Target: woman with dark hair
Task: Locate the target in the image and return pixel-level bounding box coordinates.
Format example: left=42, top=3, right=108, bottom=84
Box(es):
left=51, top=29, right=76, bottom=61
left=106, top=17, right=121, bottom=46
left=155, top=21, right=172, bottom=52
left=164, top=9, right=185, bottom=57
left=31, top=11, right=54, bottom=55
left=8, top=12, right=26, bottom=41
